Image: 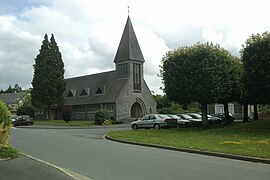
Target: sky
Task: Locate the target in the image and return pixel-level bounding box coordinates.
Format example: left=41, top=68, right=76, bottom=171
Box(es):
left=0, top=0, right=270, bottom=94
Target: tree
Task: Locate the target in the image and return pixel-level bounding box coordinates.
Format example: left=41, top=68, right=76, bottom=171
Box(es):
left=161, top=42, right=240, bottom=127
left=31, top=34, right=66, bottom=120
left=215, top=57, right=243, bottom=124
left=153, top=94, right=170, bottom=109
left=17, top=104, right=36, bottom=118
left=241, top=32, right=270, bottom=120
left=0, top=101, right=11, bottom=146
left=0, top=84, right=22, bottom=94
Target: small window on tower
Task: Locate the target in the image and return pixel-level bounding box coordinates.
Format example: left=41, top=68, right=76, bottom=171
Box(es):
left=118, top=63, right=129, bottom=78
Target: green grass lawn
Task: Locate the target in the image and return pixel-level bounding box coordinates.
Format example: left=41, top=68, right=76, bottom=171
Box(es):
left=34, top=120, right=95, bottom=126
left=108, top=120, right=270, bottom=159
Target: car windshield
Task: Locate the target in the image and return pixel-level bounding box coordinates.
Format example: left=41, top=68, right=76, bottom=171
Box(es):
left=190, top=114, right=201, bottom=118
left=168, top=115, right=179, bottom=119
left=158, top=114, right=170, bottom=119
left=180, top=114, right=192, bottom=119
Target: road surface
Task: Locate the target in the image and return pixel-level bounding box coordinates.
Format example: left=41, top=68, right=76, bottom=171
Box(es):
left=10, top=125, right=270, bottom=180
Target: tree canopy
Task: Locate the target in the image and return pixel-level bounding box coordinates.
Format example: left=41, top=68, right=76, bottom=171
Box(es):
left=161, top=42, right=241, bottom=126
left=0, top=84, right=22, bottom=94
left=241, top=32, right=270, bottom=105
left=31, top=34, right=66, bottom=119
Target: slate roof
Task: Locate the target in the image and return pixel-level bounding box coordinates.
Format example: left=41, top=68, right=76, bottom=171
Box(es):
left=114, top=16, right=145, bottom=63
left=0, top=92, right=25, bottom=104
left=64, top=70, right=128, bottom=106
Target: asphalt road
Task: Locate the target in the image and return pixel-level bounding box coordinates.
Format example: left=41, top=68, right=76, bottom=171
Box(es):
left=10, top=125, right=270, bottom=180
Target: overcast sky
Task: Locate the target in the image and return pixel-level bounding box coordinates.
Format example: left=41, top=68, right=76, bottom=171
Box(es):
left=0, top=0, right=270, bottom=94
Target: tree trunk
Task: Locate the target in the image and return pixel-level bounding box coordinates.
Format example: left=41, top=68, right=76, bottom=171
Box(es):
left=223, top=102, right=233, bottom=125
left=254, top=104, right=258, bottom=120
left=243, top=103, right=249, bottom=122
left=223, top=102, right=229, bottom=124
left=201, top=103, right=209, bottom=128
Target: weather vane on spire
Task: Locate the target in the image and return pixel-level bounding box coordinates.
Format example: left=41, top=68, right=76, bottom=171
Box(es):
left=127, top=6, right=130, bottom=16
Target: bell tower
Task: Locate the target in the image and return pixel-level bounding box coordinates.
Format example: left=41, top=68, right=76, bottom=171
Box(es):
left=114, top=16, right=145, bottom=93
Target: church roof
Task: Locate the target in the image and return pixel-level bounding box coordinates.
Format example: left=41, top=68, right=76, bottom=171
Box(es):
left=64, top=71, right=128, bottom=106
left=114, top=16, right=145, bottom=63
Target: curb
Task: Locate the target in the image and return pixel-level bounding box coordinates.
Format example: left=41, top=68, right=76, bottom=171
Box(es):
left=14, top=124, right=130, bottom=130
left=21, top=153, right=94, bottom=180
left=105, top=135, right=270, bottom=164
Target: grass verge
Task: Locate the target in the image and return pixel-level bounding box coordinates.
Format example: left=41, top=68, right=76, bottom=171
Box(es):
left=108, top=120, right=270, bottom=159
left=34, top=120, right=95, bottom=126
left=0, top=146, right=19, bottom=159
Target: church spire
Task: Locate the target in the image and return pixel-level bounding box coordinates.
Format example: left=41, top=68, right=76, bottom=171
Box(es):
left=114, top=16, right=145, bottom=63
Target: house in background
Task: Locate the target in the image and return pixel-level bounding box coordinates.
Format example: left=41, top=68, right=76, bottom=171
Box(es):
left=50, top=16, right=156, bottom=121
left=208, top=103, right=254, bottom=120
left=0, top=92, right=28, bottom=115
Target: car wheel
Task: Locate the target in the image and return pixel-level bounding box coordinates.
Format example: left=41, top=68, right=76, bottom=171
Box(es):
left=154, top=124, right=160, bottom=129
left=132, top=124, right=138, bottom=130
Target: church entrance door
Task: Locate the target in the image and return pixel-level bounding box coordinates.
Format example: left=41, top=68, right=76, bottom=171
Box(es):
left=131, top=102, right=143, bottom=119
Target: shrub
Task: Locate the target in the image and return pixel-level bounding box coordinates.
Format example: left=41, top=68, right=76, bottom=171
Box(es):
left=0, top=101, right=11, bottom=146
left=95, top=110, right=109, bottom=125
left=17, top=104, right=36, bottom=118
left=110, top=116, right=116, bottom=124
left=103, top=119, right=113, bottom=125
left=62, top=106, right=72, bottom=123
left=0, top=146, right=18, bottom=159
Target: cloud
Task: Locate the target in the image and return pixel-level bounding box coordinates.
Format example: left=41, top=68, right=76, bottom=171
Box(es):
left=1, top=0, right=270, bottom=94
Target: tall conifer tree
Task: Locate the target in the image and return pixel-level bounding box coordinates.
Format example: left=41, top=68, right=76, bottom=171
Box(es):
left=31, top=34, right=65, bottom=119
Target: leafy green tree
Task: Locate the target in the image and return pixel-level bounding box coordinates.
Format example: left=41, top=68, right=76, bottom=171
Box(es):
left=241, top=32, right=270, bottom=120
left=31, top=34, right=66, bottom=119
left=0, top=84, right=22, bottom=93
left=0, top=101, right=11, bottom=146
left=16, top=104, right=36, bottom=118
left=153, top=94, right=170, bottom=109
left=215, top=57, right=243, bottom=124
left=161, top=42, right=240, bottom=127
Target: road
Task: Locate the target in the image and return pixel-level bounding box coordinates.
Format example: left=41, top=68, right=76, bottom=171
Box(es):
left=10, top=125, right=270, bottom=180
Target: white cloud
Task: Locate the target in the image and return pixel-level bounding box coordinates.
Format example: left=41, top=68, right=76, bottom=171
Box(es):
left=1, top=0, right=270, bottom=94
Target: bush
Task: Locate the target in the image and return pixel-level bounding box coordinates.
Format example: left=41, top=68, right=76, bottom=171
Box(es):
left=0, top=146, right=18, bottom=159
left=62, top=106, right=72, bottom=123
left=17, top=104, right=36, bottom=118
left=103, top=119, right=113, bottom=125
left=95, top=110, right=109, bottom=125
left=0, top=101, right=11, bottom=146
left=110, top=116, right=116, bottom=124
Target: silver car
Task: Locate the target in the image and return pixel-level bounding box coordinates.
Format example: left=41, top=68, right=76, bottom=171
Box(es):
left=131, top=114, right=177, bottom=130
left=178, top=113, right=202, bottom=127
left=167, top=114, right=192, bottom=127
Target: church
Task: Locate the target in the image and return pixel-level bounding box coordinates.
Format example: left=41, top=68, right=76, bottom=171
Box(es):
left=61, top=16, right=156, bottom=121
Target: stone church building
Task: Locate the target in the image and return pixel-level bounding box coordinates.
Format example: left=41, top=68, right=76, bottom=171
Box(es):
left=61, top=16, right=156, bottom=121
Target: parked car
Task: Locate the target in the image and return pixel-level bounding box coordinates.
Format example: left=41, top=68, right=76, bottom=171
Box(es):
left=131, top=114, right=178, bottom=130
left=13, top=115, right=34, bottom=126
left=167, top=114, right=192, bottom=127
left=178, top=114, right=202, bottom=127
left=212, top=113, right=234, bottom=123
left=11, top=115, right=18, bottom=123
left=198, top=113, right=222, bottom=124
left=207, top=114, right=222, bottom=124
